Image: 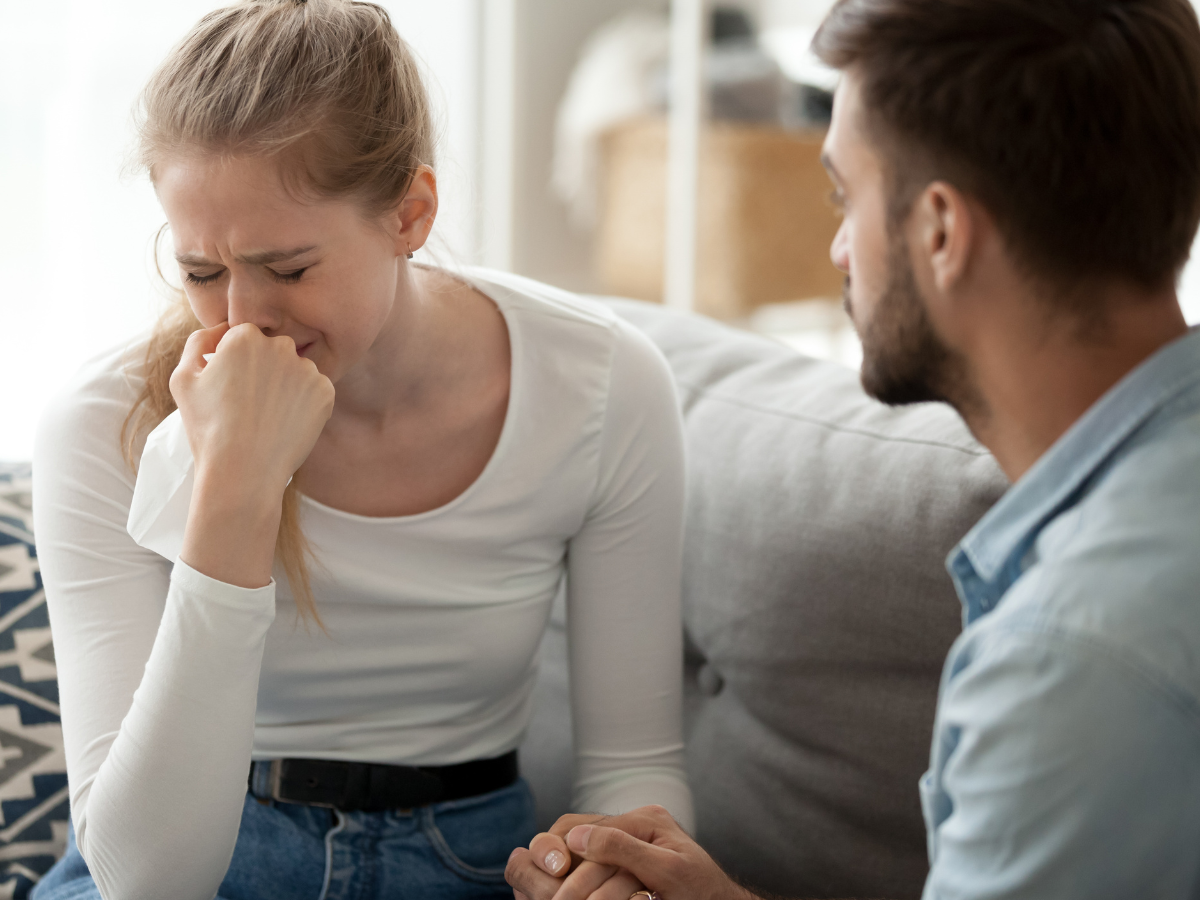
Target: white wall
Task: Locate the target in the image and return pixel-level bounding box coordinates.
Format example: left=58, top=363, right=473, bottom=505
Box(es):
left=388, top=0, right=481, bottom=265
left=0, top=0, right=481, bottom=461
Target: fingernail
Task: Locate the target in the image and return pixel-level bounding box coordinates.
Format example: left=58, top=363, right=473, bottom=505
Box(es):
left=544, top=849, right=566, bottom=874
left=567, top=824, right=593, bottom=853
left=509, top=847, right=522, bottom=861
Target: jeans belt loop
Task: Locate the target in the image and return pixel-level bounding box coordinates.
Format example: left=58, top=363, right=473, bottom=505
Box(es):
left=268, top=759, right=284, bottom=802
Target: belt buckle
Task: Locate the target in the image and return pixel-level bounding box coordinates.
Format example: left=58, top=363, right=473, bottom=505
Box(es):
left=269, top=759, right=339, bottom=809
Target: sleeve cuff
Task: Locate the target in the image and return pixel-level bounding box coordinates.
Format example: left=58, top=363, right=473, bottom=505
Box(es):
left=573, top=767, right=696, bottom=834
left=171, top=557, right=277, bottom=617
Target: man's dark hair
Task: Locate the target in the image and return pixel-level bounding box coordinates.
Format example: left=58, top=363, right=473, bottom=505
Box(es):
left=813, top=0, right=1200, bottom=294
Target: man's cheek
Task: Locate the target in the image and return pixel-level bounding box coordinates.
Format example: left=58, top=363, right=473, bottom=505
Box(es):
left=846, top=277, right=874, bottom=334
left=847, top=257, right=885, bottom=332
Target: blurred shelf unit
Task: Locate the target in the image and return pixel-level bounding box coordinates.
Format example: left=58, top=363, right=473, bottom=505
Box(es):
left=597, top=116, right=844, bottom=321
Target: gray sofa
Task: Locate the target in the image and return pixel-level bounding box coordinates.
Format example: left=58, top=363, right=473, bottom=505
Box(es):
left=519, top=299, right=1007, bottom=900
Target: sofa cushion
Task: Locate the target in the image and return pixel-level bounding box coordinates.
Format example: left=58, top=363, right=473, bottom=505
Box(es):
left=622, top=301, right=1006, bottom=898
left=521, top=300, right=1007, bottom=899
left=0, top=463, right=68, bottom=899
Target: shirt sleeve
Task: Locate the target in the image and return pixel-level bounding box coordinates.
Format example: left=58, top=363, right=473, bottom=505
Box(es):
left=922, top=628, right=1200, bottom=900
left=565, top=319, right=695, bottom=832
left=33, top=371, right=276, bottom=900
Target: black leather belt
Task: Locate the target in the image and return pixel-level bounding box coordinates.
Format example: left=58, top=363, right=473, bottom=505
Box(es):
left=247, top=750, right=518, bottom=812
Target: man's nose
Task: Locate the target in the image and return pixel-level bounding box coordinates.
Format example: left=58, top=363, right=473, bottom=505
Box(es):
left=830, top=219, right=850, bottom=274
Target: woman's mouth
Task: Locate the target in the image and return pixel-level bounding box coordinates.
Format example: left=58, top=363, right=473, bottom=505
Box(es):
left=297, top=342, right=315, bottom=357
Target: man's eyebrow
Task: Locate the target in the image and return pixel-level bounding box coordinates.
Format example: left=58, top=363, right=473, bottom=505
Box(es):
left=174, top=246, right=318, bottom=266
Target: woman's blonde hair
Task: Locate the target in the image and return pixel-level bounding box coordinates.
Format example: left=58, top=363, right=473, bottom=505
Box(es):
left=123, top=0, right=435, bottom=623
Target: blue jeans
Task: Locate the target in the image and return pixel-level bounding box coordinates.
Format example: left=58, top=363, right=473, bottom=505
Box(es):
left=33, top=779, right=536, bottom=900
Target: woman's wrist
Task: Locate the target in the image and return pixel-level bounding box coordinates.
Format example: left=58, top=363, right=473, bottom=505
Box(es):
left=180, top=468, right=285, bottom=589
left=192, top=457, right=291, bottom=507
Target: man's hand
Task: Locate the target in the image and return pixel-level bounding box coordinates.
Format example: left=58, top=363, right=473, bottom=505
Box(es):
left=507, top=813, right=635, bottom=900
left=506, top=805, right=755, bottom=900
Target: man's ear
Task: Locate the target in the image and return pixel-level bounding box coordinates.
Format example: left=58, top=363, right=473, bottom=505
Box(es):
left=390, top=164, right=438, bottom=258
left=911, top=181, right=974, bottom=295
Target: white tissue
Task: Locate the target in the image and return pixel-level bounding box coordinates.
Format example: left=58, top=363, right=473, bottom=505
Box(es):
left=127, top=410, right=194, bottom=562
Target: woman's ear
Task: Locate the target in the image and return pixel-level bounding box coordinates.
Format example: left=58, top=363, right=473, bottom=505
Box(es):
left=392, top=164, right=438, bottom=257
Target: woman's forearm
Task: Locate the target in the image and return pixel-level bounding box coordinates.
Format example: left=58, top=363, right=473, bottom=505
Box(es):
left=75, top=561, right=276, bottom=900
left=565, top=319, right=694, bottom=831
left=35, top=365, right=285, bottom=900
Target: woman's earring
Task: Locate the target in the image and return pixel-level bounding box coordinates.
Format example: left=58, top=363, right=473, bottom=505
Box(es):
left=406, top=243, right=414, bottom=260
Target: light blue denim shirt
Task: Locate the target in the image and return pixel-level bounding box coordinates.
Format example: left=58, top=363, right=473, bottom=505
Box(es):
left=921, top=327, right=1200, bottom=900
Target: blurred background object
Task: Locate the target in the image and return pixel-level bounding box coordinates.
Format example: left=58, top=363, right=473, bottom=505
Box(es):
left=551, top=2, right=849, bottom=355
left=7, top=0, right=1200, bottom=459
left=595, top=119, right=841, bottom=320
left=552, top=5, right=843, bottom=318
left=552, top=10, right=670, bottom=231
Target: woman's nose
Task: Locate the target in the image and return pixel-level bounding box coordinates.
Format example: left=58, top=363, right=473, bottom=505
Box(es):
left=225, top=273, right=283, bottom=332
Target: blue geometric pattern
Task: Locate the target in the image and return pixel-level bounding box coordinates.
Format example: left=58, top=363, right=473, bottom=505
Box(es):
left=0, top=463, right=68, bottom=900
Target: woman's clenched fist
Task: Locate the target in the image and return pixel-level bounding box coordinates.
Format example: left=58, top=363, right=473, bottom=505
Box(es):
left=171, top=322, right=335, bottom=499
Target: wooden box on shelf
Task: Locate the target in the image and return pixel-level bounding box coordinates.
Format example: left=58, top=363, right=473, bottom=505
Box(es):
left=596, top=117, right=844, bottom=320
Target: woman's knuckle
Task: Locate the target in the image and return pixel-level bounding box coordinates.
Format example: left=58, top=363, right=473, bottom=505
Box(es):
left=529, top=831, right=555, bottom=850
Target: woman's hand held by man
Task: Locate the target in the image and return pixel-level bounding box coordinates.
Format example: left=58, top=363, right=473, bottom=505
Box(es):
left=514, top=812, right=642, bottom=900
left=507, top=806, right=757, bottom=900
left=172, top=321, right=335, bottom=589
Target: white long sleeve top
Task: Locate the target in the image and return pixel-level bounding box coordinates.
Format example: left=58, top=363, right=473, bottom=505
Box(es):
left=32, top=268, right=693, bottom=900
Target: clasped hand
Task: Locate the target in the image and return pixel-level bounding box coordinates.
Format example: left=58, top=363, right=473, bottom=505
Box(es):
left=505, top=805, right=753, bottom=900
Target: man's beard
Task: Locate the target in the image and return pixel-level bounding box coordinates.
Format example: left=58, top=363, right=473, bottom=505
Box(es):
left=851, top=230, right=977, bottom=413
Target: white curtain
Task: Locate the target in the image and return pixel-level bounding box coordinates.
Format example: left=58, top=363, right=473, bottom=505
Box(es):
left=0, top=0, right=479, bottom=461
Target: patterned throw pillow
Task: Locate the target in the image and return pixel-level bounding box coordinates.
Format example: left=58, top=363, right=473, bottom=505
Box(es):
left=0, top=463, right=68, bottom=899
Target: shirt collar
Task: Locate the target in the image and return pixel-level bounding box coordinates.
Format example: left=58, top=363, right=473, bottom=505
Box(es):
left=947, top=326, right=1200, bottom=621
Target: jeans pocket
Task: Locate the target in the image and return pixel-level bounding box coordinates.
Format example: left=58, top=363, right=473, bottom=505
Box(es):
left=421, top=815, right=511, bottom=884
left=419, top=780, right=537, bottom=884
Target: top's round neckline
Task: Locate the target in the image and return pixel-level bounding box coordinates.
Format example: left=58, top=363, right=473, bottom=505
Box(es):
left=298, top=268, right=521, bottom=524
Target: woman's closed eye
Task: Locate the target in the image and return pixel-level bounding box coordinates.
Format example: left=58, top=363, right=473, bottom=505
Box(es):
left=271, top=267, right=308, bottom=284
left=183, top=267, right=309, bottom=286
left=185, top=270, right=223, bottom=286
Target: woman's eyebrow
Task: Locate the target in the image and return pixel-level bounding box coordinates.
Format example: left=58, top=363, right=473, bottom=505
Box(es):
left=174, top=246, right=318, bottom=266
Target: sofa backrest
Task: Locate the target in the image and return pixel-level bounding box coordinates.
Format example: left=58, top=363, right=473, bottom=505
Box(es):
left=520, top=300, right=1007, bottom=900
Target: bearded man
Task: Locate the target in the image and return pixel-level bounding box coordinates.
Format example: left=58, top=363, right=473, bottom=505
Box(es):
left=506, top=0, right=1200, bottom=897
